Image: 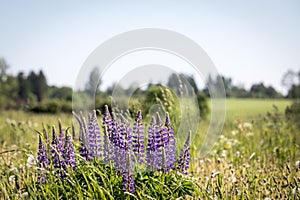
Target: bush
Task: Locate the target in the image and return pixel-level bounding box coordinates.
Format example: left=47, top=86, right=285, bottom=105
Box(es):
left=144, top=86, right=180, bottom=126
left=285, top=101, right=300, bottom=129
left=29, top=99, right=72, bottom=114
left=197, top=92, right=209, bottom=120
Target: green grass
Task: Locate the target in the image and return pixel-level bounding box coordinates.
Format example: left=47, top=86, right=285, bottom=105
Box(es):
left=225, top=98, right=291, bottom=121
left=0, top=98, right=299, bottom=199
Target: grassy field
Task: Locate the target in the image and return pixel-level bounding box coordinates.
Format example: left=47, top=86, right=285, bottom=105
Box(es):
left=0, top=98, right=299, bottom=199
left=225, top=98, right=291, bottom=121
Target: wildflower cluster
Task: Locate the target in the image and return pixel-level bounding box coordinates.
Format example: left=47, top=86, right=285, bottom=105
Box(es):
left=37, top=106, right=192, bottom=194
left=36, top=121, right=76, bottom=183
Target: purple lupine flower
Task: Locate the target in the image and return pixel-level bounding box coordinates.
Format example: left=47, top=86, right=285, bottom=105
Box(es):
left=153, top=112, right=169, bottom=171
left=132, top=111, right=145, bottom=165
left=78, top=111, right=88, bottom=143
left=114, top=114, right=131, bottom=172
left=73, top=111, right=92, bottom=161
left=58, top=120, right=65, bottom=148
left=51, top=126, right=63, bottom=169
left=79, top=142, right=92, bottom=161
left=87, top=110, right=102, bottom=158
left=111, top=113, right=134, bottom=176
left=121, top=114, right=132, bottom=151
left=72, top=111, right=85, bottom=142
left=122, top=153, right=135, bottom=194
left=103, top=126, right=114, bottom=163
left=103, top=105, right=114, bottom=163
left=164, top=113, right=176, bottom=171
left=37, top=135, right=50, bottom=184
left=63, top=131, right=76, bottom=170
left=37, top=135, right=50, bottom=169
left=146, top=116, right=158, bottom=171
left=177, top=131, right=191, bottom=175
left=71, top=123, right=77, bottom=141
left=43, top=127, right=51, bottom=160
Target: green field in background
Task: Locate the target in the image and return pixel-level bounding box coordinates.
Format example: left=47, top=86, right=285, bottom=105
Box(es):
left=225, top=98, right=292, bottom=122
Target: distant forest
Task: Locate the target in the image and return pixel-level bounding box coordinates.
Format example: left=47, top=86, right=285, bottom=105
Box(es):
left=0, top=57, right=299, bottom=113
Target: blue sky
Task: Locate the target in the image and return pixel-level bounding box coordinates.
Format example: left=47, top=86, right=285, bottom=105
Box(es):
left=0, top=0, right=299, bottom=94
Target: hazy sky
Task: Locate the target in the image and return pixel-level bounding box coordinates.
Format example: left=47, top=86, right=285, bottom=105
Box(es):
left=1, top=0, right=299, bottom=94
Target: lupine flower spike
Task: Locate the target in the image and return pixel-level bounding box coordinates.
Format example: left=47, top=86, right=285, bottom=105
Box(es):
left=103, top=105, right=114, bottom=163
left=132, top=110, right=145, bottom=165
left=51, top=126, right=62, bottom=169
left=72, top=123, right=77, bottom=141
left=115, top=114, right=132, bottom=173
left=155, top=112, right=168, bottom=171
left=177, top=131, right=191, bottom=175
left=79, top=141, right=92, bottom=161
left=72, top=111, right=84, bottom=142
left=165, top=113, right=176, bottom=171
left=146, top=116, right=157, bottom=171
left=122, top=154, right=135, bottom=194
left=63, top=129, right=76, bottom=170
left=37, top=135, right=50, bottom=184
left=87, top=110, right=102, bottom=158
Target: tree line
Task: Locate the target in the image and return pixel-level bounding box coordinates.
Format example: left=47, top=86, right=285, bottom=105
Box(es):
left=0, top=57, right=299, bottom=113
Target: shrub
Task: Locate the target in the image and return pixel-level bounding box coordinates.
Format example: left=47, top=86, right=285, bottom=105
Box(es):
left=285, top=101, right=300, bottom=129
left=29, top=99, right=72, bottom=114
left=197, top=92, right=209, bottom=120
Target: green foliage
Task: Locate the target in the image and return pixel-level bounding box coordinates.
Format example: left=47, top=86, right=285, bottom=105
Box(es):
left=29, top=99, right=72, bottom=114
left=49, top=86, right=73, bottom=101
left=197, top=92, right=209, bottom=119
left=285, top=101, right=300, bottom=129
left=144, top=85, right=180, bottom=126
left=0, top=99, right=299, bottom=199
left=204, top=75, right=283, bottom=98
left=86, top=67, right=101, bottom=98
left=250, top=83, right=283, bottom=98
left=27, top=70, right=48, bottom=102
left=0, top=156, right=199, bottom=200
left=287, top=85, right=300, bottom=98
left=167, top=73, right=199, bottom=94
left=0, top=75, right=18, bottom=109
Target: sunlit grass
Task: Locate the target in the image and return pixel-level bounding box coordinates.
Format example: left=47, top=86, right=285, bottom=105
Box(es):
left=0, top=98, right=299, bottom=199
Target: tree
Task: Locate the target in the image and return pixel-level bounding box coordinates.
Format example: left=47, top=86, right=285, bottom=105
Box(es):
left=49, top=86, right=72, bottom=101
left=37, top=70, right=48, bottom=102
left=282, top=69, right=300, bottom=98
left=85, top=67, right=101, bottom=97
left=0, top=57, right=9, bottom=81
left=250, top=83, right=282, bottom=98
left=167, top=73, right=199, bottom=95
left=28, top=70, right=48, bottom=102
left=287, top=85, right=300, bottom=98
left=17, top=72, right=30, bottom=102
left=282, top=70, right=298, bottom=90
left=203, top=75, right=231, bottom=97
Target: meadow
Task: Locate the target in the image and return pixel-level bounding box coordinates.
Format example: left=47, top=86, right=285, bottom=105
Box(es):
left=0, top=98, right=299, bottom=199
